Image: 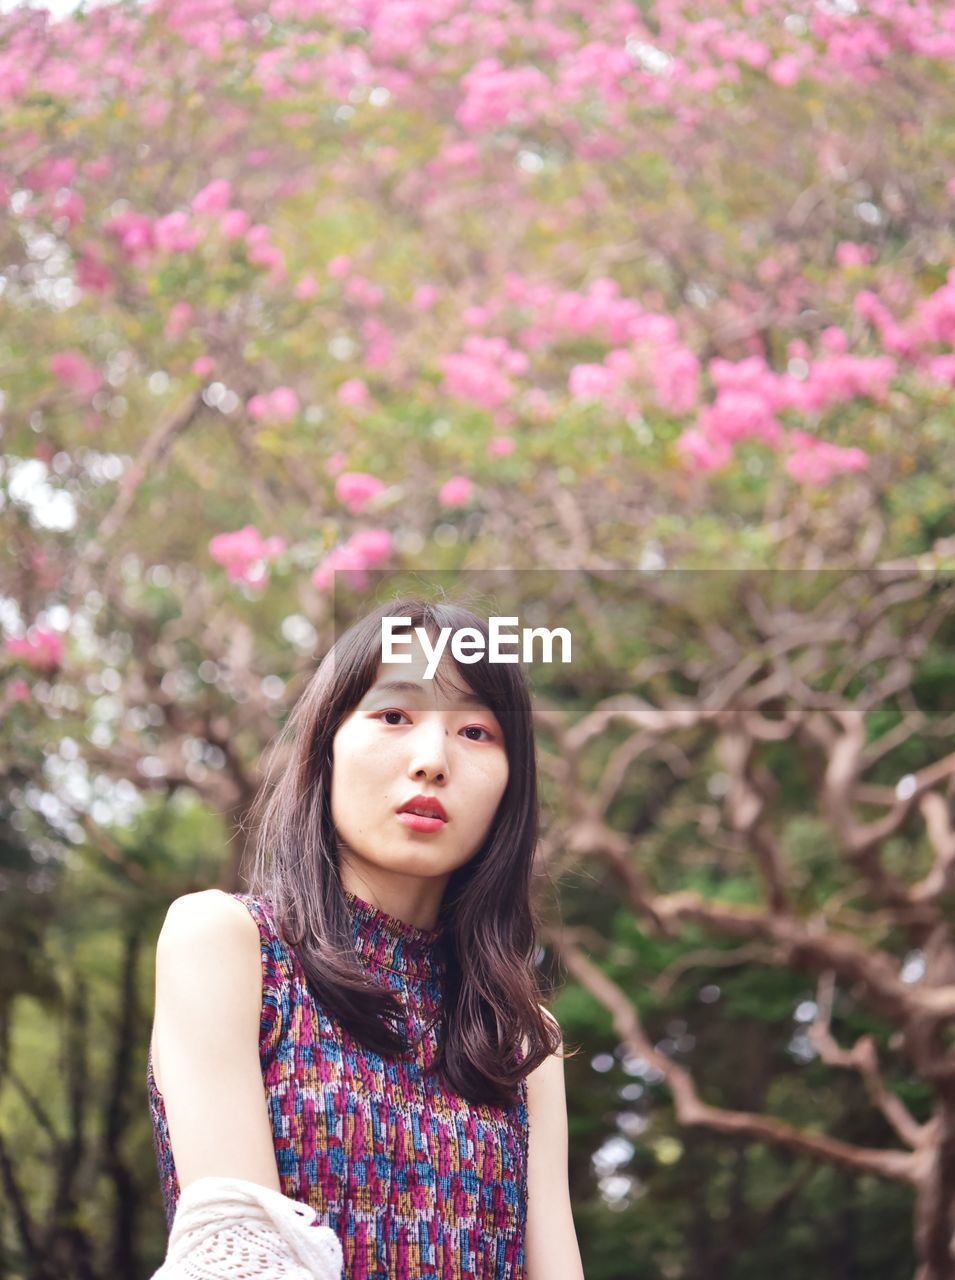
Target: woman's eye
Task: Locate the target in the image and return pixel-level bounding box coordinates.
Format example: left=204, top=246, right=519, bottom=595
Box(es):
left=376, top=709, right=409, bottom=726
left=462, top=726, right=494, bottom=742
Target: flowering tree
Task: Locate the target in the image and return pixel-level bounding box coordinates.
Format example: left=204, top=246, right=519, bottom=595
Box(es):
left=3, top=0, right=955, bottom=1275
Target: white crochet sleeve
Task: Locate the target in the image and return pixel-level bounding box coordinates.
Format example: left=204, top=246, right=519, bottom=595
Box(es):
left=150, top=1176, right=343, bottom=1280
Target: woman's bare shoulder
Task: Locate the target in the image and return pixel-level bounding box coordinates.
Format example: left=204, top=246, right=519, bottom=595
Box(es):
left=159, top=888, right=259, bottom=948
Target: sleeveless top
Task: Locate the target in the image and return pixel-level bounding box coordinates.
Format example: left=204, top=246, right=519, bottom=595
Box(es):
left=146, top=889, right=529, bottom=1279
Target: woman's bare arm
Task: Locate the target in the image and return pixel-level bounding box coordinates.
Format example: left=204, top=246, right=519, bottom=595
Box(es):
left=524, top=1010, right=586, bottom=1280
left=151, top=889, right=281, bottom=1193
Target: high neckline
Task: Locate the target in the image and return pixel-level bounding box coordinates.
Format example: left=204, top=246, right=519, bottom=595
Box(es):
left=343, top=888, right=445, bottom=982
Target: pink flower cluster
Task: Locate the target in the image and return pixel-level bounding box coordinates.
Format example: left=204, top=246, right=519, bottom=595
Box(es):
left=49, top=351, right=103, bottom=398
left=784, top=432, right=869, bottom=486
left=438, top=475, right=472, bottom=507
left=440, top=336, right=529, bottom=411
left=2, top=677, right=31, bottom=705
left=4, top=628, right=63, bottom=670
left=343, top=275, right=385, bottom=307
left=835, top=241, right=876, bottom=269
left=505, top=273, right=701, bottom=414
left=854, top=291, right=916, bottom=358
left=24, top=155, right=77, bottom=191
left=676, top=344, right=896, bottom=480
left=208, top=526, right=286, bottom=586
left=908, top=271, right=955, bottom=346
left=154, top=210, right=202, bottom=254
left=246, top=223, right=286, bottom=281
left=165, top=301, right=193, bottom=341
left=103, top=209, right=156, bottom=264
left=312, top=528, right=393, bottom=592
left=568, top=363, right=618, bottom=401
left=102, top=179, right=285, bottom=282
left=335, top=471, right=384, bottom=514
left=856, top=271, right=955, bottom=391
left=456, top=59, right=552, bottom=132
left=361, top=317, right=394, bottom=370
left=247, top=387, right=300, bottom=422
left=337, top=378, right=371, bottom=409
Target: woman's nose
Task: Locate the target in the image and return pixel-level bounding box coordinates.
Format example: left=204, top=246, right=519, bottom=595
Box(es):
left=407, top=724, right=450, bottom=782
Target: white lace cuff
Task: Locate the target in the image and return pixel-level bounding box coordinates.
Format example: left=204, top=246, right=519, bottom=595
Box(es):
left=150, top=1175, right=343, bottom=1280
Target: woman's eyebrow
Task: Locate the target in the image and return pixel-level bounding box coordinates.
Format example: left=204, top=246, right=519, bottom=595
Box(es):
left=366, top=679, right=489, bottom=709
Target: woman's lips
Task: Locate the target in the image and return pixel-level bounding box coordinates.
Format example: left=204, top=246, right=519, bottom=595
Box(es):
left=396, top=812, right=447, bottom=834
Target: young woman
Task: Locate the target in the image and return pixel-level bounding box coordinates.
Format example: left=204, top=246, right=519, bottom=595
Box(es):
left=147, top=597, right=585, bottom=1279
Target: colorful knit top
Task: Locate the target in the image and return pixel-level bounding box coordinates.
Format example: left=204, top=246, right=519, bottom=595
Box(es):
left=146, top=889, right=529, bottom=1279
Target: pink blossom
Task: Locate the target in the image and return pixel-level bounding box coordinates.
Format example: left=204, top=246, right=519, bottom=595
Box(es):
left=85, top=157, right=112, bottom=180
left=326, top=451, right=347, bottom=476
left=164, top=302, right=194, bottom=341
left=820, top=326, right=849, bottom=353
left=768, top=55, right=803, bottom=87
left=463, top=305, right=490, bottom=327
left=798, top=354, right=896, bottom=412
left=335, top=471, right=385, bottom=514
left=438, top=475, right=473, bottom=507
left=154, top=211, right=201, bottom=254
left=25, top=155, right=76, bottom=192
left=835, top=241, right=874, bottom=268
left=268, top=386, right=299, bottom=421
left=440, top=336, right=527, bottom=411
left=104, top=210, right=155, bottom=260
left=344, top=276, right=384, bottom=307
left=569, top=363, right=617, bottom=400
left=413, top=284, right=440, bottom=310
left=248, top=240, right=286, bottom=280
left=311, top=542, right=368, bottom=592
left=294, top=272, right=318, bottom=299
left=4, top=628, right=63, bottom=670
left=247, top=389, right=298, bottom=422
left=488, top=436, right=516, bottom=457
left=192, top=356, right=216, bottom=377
left=327, top=254, right=352, bottom=278
left=250, top=240, right=282, bottom=270
left=700, top=390, right=783, bottom=446
left=4, top=678, right=31, bottom=703
left=220, top=208, right=250, bottom=239
left=312, top=528, right=393, bottom=591
left=337, top=378, right=370, bottom=408
left=76, top=246, right=113, bottom=292
left=785, top=433, right=869, bottom=486
left=910, top=278, right=955, bottom=346
left=50, top=351, right=103, bottom=397
left=456, top=59, right=551, bottom=132
left=605, top=349, right=637, bottom=376
left=349, top=528, right=393, bottom=567
left=192, top=179, right=232, bottom=214
left=208, top=525, right=285, bottom=585
left=654, top=347, right=700, bottom=414
left=922, top=354, right=955, bottom=385
left=362, top=317, right=394, bottom=369
left=675, top=429, right=733, bottom=473
left=757, top=257, right=782, bottom=284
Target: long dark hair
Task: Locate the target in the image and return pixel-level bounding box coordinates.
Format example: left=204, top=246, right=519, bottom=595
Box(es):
left=242, top=596, right=562, bottom=1108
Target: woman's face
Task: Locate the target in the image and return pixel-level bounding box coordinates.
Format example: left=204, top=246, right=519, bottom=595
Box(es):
left=330, top=636, right=509, bottom=902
